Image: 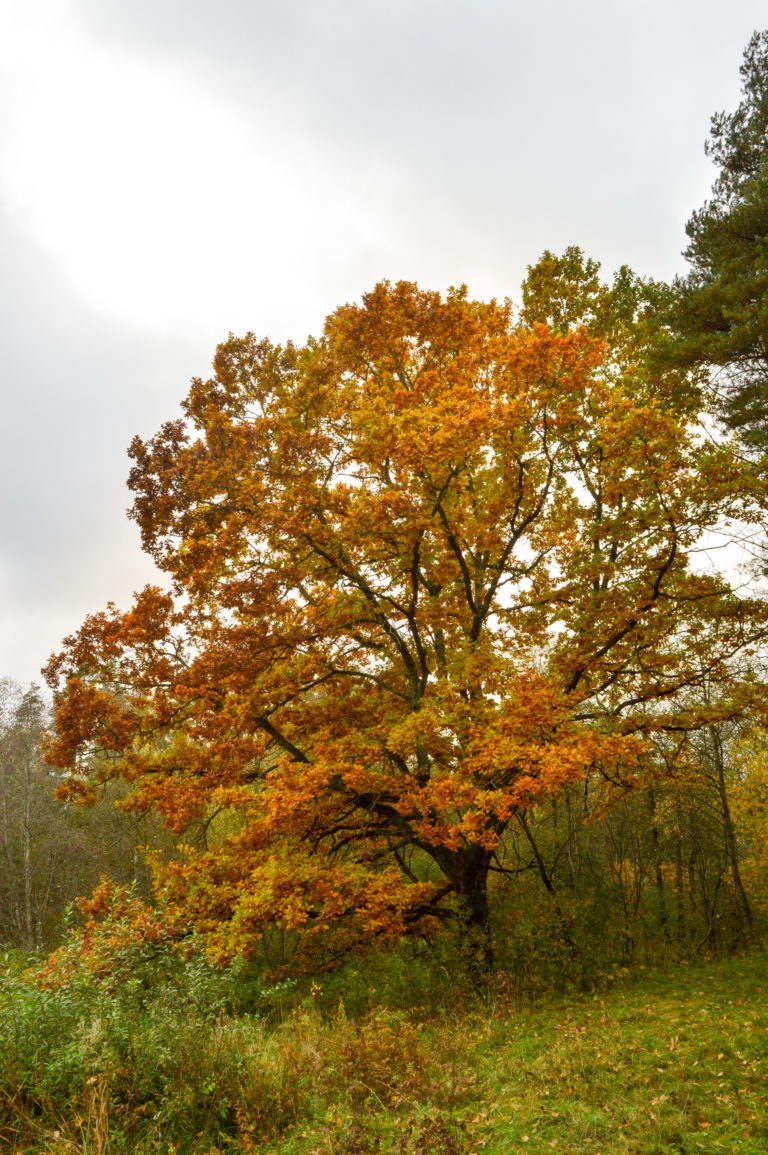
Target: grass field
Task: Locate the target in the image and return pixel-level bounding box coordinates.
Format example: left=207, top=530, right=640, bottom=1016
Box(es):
left=2, top=953, right=767, bottom=1153
left=266, top=956, right=768, bottom=1155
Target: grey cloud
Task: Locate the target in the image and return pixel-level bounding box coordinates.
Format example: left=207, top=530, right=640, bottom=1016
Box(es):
left=0, top=218, right=207, bottom=681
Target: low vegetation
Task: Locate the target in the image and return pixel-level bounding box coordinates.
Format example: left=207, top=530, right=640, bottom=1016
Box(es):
left=0, top=941, right=766, bottom=1154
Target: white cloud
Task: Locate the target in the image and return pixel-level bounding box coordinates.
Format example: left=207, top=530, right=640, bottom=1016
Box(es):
left=0, top=1, right=395, bottom=337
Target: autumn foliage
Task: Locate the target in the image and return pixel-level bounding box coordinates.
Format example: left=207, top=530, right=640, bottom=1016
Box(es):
left=44, top=276, right=768, bottom=968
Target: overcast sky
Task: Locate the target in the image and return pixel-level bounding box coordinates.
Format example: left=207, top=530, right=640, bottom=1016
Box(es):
left=1, top=0, right=765, bottom=687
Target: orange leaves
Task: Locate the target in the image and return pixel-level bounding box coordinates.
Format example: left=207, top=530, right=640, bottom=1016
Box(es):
left=43, top=273, right=768, bottom=964
left=44, top=676, right=137, bottom=769
left=144, top=837, right=441, bottom=970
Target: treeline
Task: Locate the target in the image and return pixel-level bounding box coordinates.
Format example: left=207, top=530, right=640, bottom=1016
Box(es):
left=0, top=679, right=184, bottom=951
left=2, top=674, right=767, bottom=977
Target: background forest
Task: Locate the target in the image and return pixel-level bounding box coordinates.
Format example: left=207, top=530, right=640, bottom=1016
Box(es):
left=4, top=26, right=768, bottom=1155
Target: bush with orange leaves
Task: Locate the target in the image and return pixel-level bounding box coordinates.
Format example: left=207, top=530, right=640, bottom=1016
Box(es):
left=36, top=877, right=183, bottom=991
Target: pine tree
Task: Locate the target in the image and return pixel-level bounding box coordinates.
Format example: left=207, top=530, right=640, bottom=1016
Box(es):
left=671, top=31, right=768, bottom=451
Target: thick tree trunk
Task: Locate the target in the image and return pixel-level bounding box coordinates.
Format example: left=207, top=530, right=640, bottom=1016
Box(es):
left=433, top=844, right=494, bottom=979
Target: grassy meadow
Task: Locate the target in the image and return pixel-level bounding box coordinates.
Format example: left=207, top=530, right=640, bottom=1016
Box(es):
left=1, top=943, right=766, bottom=1154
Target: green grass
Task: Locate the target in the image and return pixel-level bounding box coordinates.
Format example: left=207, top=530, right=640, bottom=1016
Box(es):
left=266, top=956, right=768, bottom=1154
left=2, top=953, right=768, bottom=1152
left=472, top=957, right=768, bottom=1154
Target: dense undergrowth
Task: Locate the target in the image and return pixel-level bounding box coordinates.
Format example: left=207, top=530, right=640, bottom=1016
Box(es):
left=1, top=934, right=767, bottom=1154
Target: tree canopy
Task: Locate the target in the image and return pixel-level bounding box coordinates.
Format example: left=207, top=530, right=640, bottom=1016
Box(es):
left=44, top=272, right=768, bottom=970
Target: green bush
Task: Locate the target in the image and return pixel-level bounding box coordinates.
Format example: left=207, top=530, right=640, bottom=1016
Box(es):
left=0, top=942, right=479, bottom=1152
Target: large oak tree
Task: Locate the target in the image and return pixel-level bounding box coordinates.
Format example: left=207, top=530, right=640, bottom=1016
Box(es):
left=45, top=276, right=767, bottom=968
